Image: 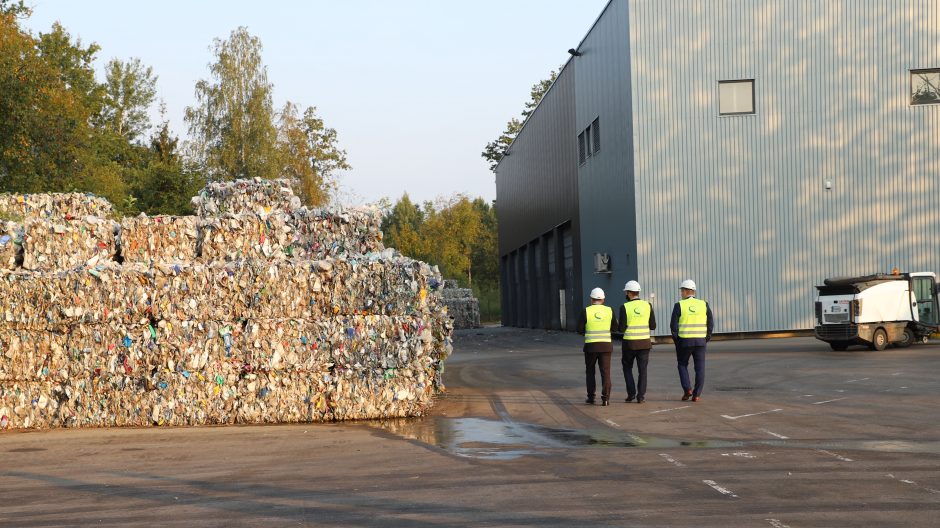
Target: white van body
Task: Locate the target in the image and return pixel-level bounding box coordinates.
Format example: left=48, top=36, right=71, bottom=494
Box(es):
left=814, top=272, right=939, bottom=350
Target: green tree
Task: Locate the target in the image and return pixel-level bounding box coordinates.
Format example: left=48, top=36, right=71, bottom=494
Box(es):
left=0, top=13, right=125, bottom=203
left=100, top=57, right=158, bottom=142
left=382, top=193, right=427, bottom=260
left=481, top=69, right=558, bottom=172
left=185, top=26, right=279, bottom=181
left=277, top=102, right=350, bottom=206
left=127, top=119, right=204, bottom=215
left=421, top=195, right=483, bottom=287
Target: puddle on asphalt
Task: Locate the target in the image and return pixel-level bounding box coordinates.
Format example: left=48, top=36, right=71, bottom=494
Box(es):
left=368, top=417, right=940, bottom=461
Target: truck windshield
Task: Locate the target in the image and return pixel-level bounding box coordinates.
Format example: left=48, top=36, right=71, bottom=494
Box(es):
left=913, top=277, right=939, bottom=326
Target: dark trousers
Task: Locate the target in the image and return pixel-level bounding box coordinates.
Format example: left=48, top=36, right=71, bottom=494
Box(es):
left=676, top=345, right=706, bottom=396
left=621, top=348, right=650, bottom=400
left=585, top=351, right=612, bottom=401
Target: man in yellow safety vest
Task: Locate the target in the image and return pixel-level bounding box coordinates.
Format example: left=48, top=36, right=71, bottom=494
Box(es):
left=669, top=279, right=714, bottom=402
left=577, top=287, right=618, bottom=406
left=617, top=280, right=656, bottom=403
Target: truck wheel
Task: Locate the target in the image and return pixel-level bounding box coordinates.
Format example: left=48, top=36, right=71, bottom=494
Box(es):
left=829, top=341, right=848, bottom=351
left=870, top=328, right=888, bottom=351
left=894, top=327, right=915, bottom=348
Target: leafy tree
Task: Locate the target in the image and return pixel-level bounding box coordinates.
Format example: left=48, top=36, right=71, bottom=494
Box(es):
left=0, top=0, right=29, bottom=17
left=127, top=120, right=204, bottom=215
left=37, top=23, right=103, bottom=115
left=382, top=193, right=427, bottom=260
left=481, top=69, right=558, bottom=172
left=185, top=26, right=279, bottom=181
left=277, top=102, right=350, bottom=206
left=0, top=14, right=120, bottom=200
left=100, top=58, right=158, bottom=142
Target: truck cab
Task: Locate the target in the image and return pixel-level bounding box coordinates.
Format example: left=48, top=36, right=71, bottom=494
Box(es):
left=814, top=272, right=939, bottom=351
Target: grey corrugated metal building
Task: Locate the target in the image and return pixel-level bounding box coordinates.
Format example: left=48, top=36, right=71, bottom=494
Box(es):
left=496, top=0, right=940, bottom=335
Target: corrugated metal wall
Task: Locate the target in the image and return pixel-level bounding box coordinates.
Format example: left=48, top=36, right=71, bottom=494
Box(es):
left=574, top=0, right=641, bottom=311
left=495, top=62, right=583, bottom=329
left=628, top=0, right=940, bottom=334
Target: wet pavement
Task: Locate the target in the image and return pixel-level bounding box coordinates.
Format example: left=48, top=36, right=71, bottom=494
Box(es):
left=2, top=327, right=940, bottom=526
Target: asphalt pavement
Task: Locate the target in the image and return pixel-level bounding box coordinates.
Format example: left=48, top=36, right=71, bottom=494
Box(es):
left=2, top=327, right=939, bottom=527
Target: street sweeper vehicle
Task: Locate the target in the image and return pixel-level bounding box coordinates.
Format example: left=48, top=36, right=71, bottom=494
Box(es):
left=814, top=272, right=939, bottom=351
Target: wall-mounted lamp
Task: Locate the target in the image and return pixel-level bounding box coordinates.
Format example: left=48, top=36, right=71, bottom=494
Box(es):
left=568, top=48, right=582, bottom=57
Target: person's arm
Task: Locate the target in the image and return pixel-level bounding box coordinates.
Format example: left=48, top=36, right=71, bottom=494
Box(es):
left=610, top=307, right=619, bottom=333
left=670, top=303, right=680, bottom=341
left=617, top=305, right=627, bottom=333
left=706, top=303, right=714, bottom=341
left=577, top=308, right=586, bottom=335
left=648, top=304, right=657, bottom=331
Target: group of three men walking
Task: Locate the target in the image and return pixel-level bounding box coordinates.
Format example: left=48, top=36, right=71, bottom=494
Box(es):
left=576, top=280, right=713, bottom=406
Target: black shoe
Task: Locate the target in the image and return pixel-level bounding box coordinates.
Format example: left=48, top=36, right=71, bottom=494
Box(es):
left=681, top=390, right=692, bottom=401
left=636, top=398, right=645, bottom=404
left=601, top=399, right=610, bottom=406
left=586, top=398, right=595, bottom=405
left=625, top=396, right=635, bottom=403
left=692, top=395, right=702, bottom=402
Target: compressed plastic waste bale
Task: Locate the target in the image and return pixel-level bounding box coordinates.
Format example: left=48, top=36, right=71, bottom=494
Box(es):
left=192, top=178, right=301, bottom=217
left=22, top=216, right=116, bottom=271
left=290, top=206, right=385, bottom=258
left=440, top=280, right=481, bottom=329
left=0, top=192, right=113, bottom=222
left=0, top=221, right=21, bottom=270
left=0, top=328, right=70, bottom=382
left=151, top=261, right=254, bottom=322
left=120, top=215, right=199, bottom=264
left=198, top=214, right=296, bottom=262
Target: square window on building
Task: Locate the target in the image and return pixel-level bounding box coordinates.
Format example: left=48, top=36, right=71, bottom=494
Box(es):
left=592, top=118, right=600, bottom=153
left=578, top=131, right=586, bottom=165
left=718, top=79, right=755, bottom=115
left=911, top=69, right=940, bottom=105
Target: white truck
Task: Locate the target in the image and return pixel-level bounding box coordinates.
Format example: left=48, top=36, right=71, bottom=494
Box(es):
left=814, top=272, right=939, bottom=350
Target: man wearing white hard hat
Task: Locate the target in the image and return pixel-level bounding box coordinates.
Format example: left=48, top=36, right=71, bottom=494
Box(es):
left=617, top=280, right=656, bottom=403
left=669, top=279, right=714, bottom=402
left=576, top=287, right=618, bottom=405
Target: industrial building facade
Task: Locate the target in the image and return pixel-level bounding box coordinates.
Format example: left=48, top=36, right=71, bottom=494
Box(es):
left=496, top=0, right=940, bottom=335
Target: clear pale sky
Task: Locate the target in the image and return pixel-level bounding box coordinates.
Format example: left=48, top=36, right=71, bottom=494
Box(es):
left=22, top=0, right=609, bottom=204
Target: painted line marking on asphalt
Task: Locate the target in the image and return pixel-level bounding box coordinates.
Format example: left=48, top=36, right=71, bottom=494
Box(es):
left=811, top=397, right=847, bottom=405
left=721, top=452, right=756, bottom=459
left=658, top=453, right=685, bottom=467
left=892, top=372, right=902, bottom=376
left=798, top=394, right=815, bottom=398
left=816, top=449, right=853, bottom=462
left=702, top=479, right=738, bottom=498
left=765, top=519, right=792, bottom=528
left=834, top=389, right=846, bottom=393
left=759, top=428, right=789, bottom=440
left=605, top=419, right=620, bottom=428
left=721, top=409, right=782, bottom=420
left=845, top=377, right=870, bottom=383
left=650, top=405, right=690, bottom=414
left=887, top=474, right=940, bottom=494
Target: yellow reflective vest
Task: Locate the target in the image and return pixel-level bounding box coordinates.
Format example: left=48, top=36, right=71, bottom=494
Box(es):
left=623, top=300, right=652, bottom=340
left=584, top=305, right=613, bottom=343
left=678, top=298, right=708, bottom=339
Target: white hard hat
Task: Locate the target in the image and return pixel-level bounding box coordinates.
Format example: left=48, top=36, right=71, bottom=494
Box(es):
left=623, top=280, right=641, bottom=292
left=590, top=287, right=606, bottom=300
left=680, top=279, right=697, bottom=291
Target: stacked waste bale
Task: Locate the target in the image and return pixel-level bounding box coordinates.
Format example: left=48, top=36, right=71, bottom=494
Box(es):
left=21, top=217, right=117, bottom=271
left=0, top=182, right=452, bottom=430
left=0, top=192, right=112, bottom=221
left=440, top=280, right=481, bottom=329
left=191, top=178, right=301, bottom=216
left=119, top=215, right=199, bottom=264
left=0, top=222, right=20, bottom=270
